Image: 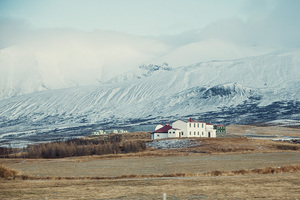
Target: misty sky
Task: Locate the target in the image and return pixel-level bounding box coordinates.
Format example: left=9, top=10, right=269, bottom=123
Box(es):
left=0, top=0, right=299, bottom=49
left=0, top=0, right=250, bottom=35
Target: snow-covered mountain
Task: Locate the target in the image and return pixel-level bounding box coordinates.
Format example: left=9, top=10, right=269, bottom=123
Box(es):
left=0, top=48, right=300, bottom=147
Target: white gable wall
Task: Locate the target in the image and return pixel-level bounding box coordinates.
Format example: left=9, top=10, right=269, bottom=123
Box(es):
left=155, top=125, right=163, bottom=131
left=172, top=120, right=188, bottom=137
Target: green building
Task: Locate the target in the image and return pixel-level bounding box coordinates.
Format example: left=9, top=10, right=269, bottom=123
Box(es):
left=214, top=125, right=226, bottom=133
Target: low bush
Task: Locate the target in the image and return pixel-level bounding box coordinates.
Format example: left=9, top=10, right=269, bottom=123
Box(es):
left=0, top=165, right=18, bottom=179
left=210, top=170, right=222, bottom=176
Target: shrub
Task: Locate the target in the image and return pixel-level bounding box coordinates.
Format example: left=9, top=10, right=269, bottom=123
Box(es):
left=210, top=170, right=222, bottom=176
left=0, top=165, right=18, bottom=179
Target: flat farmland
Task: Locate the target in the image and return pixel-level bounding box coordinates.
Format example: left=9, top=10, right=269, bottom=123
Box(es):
left=1, top=173, right=300, bottom=199
left=1, top=152, right=300, bottom=178
left=1, top=151, right=300, bottom=199
left=227, top=124, right=300, bottom=136
left=1, top=125, right=300, bottom=199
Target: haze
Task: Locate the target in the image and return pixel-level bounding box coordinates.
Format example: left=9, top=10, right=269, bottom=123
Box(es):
left=0, top=0, right=299, bottom=96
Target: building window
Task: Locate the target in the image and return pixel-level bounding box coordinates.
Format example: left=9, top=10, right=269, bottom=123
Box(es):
left=189, top=123, right=191, bottom=127
left=202, top=132, right=204, bottom=135
left=173, top=131, right=175, bottom=134
left=202, top=124, right=204, bottom=128
left=189, top=131, right=191, bottom=135
left=198, top=132, right=199, bottom=135
left=197, top=123, right=199, bottom=128
left=194, top=123, right=196, bottom=127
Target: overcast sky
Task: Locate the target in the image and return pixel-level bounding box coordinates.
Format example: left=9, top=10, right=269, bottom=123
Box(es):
left=0, top=0, right=253, bottom=35
left=0, top=0, right=299, bottom=48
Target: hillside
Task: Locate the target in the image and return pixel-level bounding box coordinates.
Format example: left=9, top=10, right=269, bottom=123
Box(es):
left=0, top=49, right=300, bottom=147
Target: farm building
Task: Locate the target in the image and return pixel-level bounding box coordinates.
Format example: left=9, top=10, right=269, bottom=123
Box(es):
left=151, top=118, right=217, bottom=140
left=214, top=125, right=226, bottom=133
left=151, top=125, right=172, bottom=140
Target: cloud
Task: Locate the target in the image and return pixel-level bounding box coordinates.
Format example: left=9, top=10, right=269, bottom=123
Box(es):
left=0, top=22, right=171, bottom=85
left=171, top=0, right=300, bottom=48
left=258, top=0, right=300, bottom=47
left=0, top=17, right=33, bottom=48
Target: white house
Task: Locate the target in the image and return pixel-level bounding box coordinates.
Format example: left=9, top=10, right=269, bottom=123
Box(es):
left=151, top=124, right=172, bottom=140
left=151, top=118, right=216, bottom=139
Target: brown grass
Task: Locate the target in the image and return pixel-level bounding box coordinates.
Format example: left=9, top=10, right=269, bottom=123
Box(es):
left=1, top=173, right=300, bottom=199
left=1, top=125, right=299, bottom=199
left=3, top=164, right=300, bottom=181
left=0, top=165, right=18, bottom=179
left=227, top=124, right=300, bottom=137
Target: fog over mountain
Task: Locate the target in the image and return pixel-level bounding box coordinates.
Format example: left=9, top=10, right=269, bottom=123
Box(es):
left=0, top=29, right=170, bottom=99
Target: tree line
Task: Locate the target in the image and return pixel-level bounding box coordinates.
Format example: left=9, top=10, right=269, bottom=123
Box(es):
left=1, top=132, right=150, bottom=159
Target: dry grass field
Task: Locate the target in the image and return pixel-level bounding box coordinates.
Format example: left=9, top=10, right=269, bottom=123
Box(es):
left=227, top=124, right=300, bottom=137
left=1, top=124, right=300, bottom=199
left=1, top=173, right=300, bottom=199
left=1, top=152, right=300, bottom=178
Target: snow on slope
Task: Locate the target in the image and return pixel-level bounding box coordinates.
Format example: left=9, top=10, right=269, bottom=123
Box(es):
left=0, top=49, right=299, bottom=139
left=105, top=63, right=172, bottom=84
left=0, top=31, right=170, bottom=100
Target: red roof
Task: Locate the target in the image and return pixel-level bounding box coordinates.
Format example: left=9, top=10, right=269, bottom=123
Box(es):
left=186, top=118, right=204, bottom=123
left=154, top=125, right=173, bottom=133
left=206, top=123, right=213, bottom=125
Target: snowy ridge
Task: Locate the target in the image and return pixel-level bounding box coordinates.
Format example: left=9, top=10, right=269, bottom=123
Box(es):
left=0, top=49, right=300, bottom=147
left=105, top=63, right=172, bottom=84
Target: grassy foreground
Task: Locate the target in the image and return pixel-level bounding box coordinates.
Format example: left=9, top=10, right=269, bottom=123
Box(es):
left=1, top=125, right=300, bottom=199
left=1, top=173, right=300, bottom=199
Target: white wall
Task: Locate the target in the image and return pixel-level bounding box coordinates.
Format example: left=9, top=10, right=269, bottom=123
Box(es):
left=206, top=124, right=216, bottom=138
left=186, top=121, right=206, bottom=138
left=168, top=129, right=182, bottom=138
left=172, top=120, right=187, bottom=137
left=151, top=132, right=168, bottom=140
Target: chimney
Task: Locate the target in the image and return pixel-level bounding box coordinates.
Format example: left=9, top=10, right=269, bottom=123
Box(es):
left=189, top=118, right=193, bottom=122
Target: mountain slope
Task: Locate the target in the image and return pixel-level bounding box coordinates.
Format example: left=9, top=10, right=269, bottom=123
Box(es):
left=0, top=49, right=299, bottom=124
left=0, top=49, right=299, bottom=147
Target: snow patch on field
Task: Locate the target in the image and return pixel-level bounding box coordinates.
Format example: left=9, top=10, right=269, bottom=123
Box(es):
left=267, top=119, right=300, bottom=127
left=147, top=139, right=200, bottom=149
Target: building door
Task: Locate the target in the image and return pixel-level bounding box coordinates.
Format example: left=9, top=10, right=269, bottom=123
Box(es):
left=208, top=132, right=211, bottom=138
